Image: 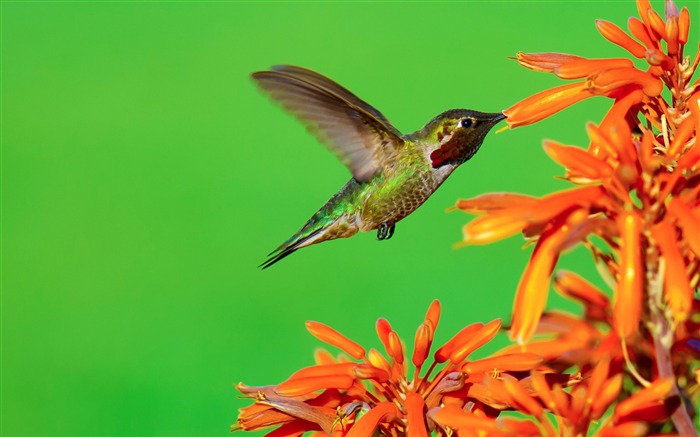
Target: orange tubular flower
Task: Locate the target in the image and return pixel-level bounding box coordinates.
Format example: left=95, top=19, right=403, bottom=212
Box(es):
left=458, top=0, right=698, bottom=434
left=234, top=302, right=577, bottom=436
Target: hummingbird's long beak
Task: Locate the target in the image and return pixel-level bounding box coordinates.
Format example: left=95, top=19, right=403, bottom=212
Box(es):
left=490, top=112, right=507, bottom=122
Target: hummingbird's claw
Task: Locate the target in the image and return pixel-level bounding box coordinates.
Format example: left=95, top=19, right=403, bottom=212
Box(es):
left=377, top=222, right=395, bottom=240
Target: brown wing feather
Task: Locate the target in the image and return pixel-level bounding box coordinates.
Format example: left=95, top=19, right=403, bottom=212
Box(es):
left=252, top=66, right=405, bottom=182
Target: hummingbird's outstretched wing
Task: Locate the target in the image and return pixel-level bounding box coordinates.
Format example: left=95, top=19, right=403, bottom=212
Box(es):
left=252, top=65, right=405, bottom=182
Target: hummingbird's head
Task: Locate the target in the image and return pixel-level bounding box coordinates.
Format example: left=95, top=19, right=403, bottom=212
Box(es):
left=416, top=110, right=505, bottom=169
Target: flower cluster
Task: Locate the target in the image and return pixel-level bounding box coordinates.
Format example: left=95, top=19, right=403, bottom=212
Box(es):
left=456, top=0, right=698, bottom=433
left=234, top=301, right=580, bottom=436
left=234, top=0, right=698, bottom=435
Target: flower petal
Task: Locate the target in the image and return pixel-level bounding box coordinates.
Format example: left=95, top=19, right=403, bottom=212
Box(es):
left=462, top=353, right=543, bottom=375
left=428, top=404, right=502, bottom=432
left=614, top=378, right=678, bottom=424
left=667, top=112, right=696, bottom=155
left=257, top=394, right=337, bottom=433
left=553, top=270, right=610, bottom=310
left=588, top=67, right=663, bottom=97
left=554, top=58, right=634, bottom=79
left=614, top=377, right=674, bottom=422
left=461, top=210, right=528, bottom=245
left=367, top=348, right=391, bottom=374
left=598, top=422, right=648, bottom=437
left=592, top=374, right=623, bottom=420
left=515, top=52, right=585, bottom=72
left=346, top=402, right=398, bottom=437
left=524, top=186, right=602, bottom=225
left=502, top=375, right=544, bottom=417
left=543, top=140, right=613, bottom=180
left=667, top=197, right=700, bottom=256
left=511, top=208, right=591, bottom=343
left=353, top=364, right=390, bottom=383
left=404, top=393, right=428, bottom=437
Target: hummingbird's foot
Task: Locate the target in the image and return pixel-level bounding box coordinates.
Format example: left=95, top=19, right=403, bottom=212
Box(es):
left=377, top=222, right=395, bottom=240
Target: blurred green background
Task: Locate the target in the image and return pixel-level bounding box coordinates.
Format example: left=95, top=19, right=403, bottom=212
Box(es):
left=4, top=1, right=696, bottom=436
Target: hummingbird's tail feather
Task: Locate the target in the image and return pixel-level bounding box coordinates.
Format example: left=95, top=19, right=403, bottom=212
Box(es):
left=259, top=226, right=329, bottom=269
left=259, top=179, right=362, bottom=269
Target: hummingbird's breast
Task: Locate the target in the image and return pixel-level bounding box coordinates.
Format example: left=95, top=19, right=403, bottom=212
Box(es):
left=356, top=154, right=456, bottom=231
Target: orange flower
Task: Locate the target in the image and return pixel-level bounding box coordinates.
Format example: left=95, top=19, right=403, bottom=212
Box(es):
left=233, top=302, right=573, bottom=436
left=456, top=0, right=699, bottom=433
left=503, top=0, right=698, bottom=128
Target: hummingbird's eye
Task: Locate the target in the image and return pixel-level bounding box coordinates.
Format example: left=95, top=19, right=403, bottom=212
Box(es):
left=460, top=118, right=475, bottom=128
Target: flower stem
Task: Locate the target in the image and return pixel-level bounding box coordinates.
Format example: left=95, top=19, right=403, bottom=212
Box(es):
left=648, top=256, right=697, bottom=436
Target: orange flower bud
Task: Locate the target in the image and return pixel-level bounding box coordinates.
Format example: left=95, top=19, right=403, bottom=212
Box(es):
left=424, top=299, right=440, bottom=332
left=504, top=82, right=593, bottom=128
left=306, top=321, right=366, bottom=359
left=596, top=20, right=647, bottom=58
left=646, top=9, right=667, bottom=39
left=367, top=349, right=391, bottom=374
left=645, top=48, right=674, bottom=70
left=636, top=0, right=654, bottom=30
left=665, top=17, right=679, bottom=55
left=450, top=319, right=502, bottom=363
left=652, top=220, right=693, bottom=323
left=627, top=17, right=655, bottom=48
left=275, top=375, right=354, bottom=397
left=288, top=363, right=356, bottom=381
left=461, top=210, right=528, bottom=245
left=613, top=211, right=643, bottom=339
left=375, top=318, right=393, bottom=355
left=434, top=322, right=484, bottom=363
left=353, top=364, right=390, bottom=383
left=678, top=7, right=690, bottom=43
left=387, top=331, right=404, bottom=364
left=412, top=322, right=432, bottom=368
left=455, top=193, right=537, bottom=213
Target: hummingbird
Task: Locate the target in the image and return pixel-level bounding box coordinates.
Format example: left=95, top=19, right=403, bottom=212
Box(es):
left=254, top=65, right=505, bottom=269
